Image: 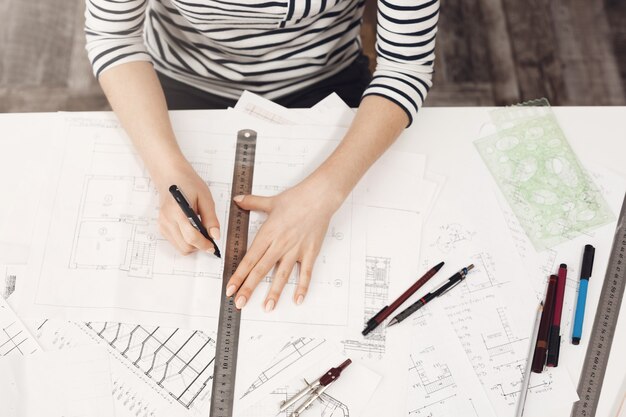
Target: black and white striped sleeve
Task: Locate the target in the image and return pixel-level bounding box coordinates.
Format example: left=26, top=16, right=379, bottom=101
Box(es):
left=363, top=0, right=439, bottom=127
left=84, top=0, right=152, bottom=78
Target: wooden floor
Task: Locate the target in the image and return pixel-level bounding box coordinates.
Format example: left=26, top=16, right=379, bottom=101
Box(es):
left=0, top=0, right=624, bottom=112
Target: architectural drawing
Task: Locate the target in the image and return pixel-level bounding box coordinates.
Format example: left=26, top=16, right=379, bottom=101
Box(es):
left=242, top=337, right=326, bottom=399
left=84, top=322, right=215, bottom=409
left=342, top=256, right=390, bottom=358
left=68, top=173, right=228, bottom=280
left=406, top=334, right=492, bottom=417
left=430, top=223, right=476, bottom=254
left=417, top=212, right=577, bottom=416
left=33, top=319, right=216, bottom=417
left=0, top=297, right=39, bottom=357
left=0, top=320, right=38, bottom=357
left=409, top=348, right=455, bottom=395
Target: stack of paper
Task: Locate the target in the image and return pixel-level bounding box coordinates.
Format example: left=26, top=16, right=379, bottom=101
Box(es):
left=0, top=92, right=442, bottom=417
left=2, top=95, right=615, bottom=417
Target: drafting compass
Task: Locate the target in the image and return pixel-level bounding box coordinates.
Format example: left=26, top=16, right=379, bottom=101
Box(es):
left=279, top=359, right=352, bottom=416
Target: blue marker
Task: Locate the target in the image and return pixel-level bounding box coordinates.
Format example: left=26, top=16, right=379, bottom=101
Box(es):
left=572, top=244, right=595, bottom=345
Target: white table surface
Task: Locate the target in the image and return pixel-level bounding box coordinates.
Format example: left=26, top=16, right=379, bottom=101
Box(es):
left=0, top=107, right=625, bottom=417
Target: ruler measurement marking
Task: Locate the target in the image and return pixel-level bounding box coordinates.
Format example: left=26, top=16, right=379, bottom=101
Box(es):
left=210, top=130, right=257, bottom=417
left=571, top=194, right=626, bottom=417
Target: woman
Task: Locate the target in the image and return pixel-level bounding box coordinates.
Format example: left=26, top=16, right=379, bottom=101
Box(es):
left=85, top=0, right=439, bottom=312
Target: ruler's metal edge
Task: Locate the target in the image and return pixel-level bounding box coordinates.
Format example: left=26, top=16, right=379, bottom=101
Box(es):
left=210, top=129, right=257, bottom=417
left=571, top=193, right=626, bottom=417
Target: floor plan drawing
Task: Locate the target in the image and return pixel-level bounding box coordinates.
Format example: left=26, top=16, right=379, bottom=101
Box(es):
left=409, top=348, right=455, bottom=395
left=68, top=173, right=228, bottom=280
left=407, top=330, right=493, bottom=417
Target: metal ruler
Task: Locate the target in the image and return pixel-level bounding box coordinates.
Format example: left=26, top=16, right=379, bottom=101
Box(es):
left=571, top=193, right=626, bottom=417
left=210, top=129, right=257, bottom=417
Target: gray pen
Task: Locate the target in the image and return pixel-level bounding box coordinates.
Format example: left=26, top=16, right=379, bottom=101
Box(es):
left=387, top=264, right=474, bottom=327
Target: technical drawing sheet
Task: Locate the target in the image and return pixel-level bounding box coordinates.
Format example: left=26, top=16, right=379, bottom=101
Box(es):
left=239, top=350, right=381, bottom=417
left=16, top=111, right=430, bottom=336
left=16, top=113, right=234, bottom=328
left=28, top=317, right=283, bottom=417
left=0, top=297, right=39, bottom=357
left=493, top=163, right=626, bottom=417
left=0, top=113, right=62, bottom=264
left=0, top=345, right=115, bottom=417
left=414, top=124, right=579, bottom=416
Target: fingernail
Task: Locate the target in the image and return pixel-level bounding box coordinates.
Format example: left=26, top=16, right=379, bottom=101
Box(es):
left=209, top=227, right=220, bottom=240
left=265, top=299, right=275, bottom=312
left=233, top=195, right=244, bottom=202
left=226, top=285, right=236, bottom=297
left=235, top=296, right=247, bottom=309
left=296, top=295, right=304, bottom=305
left=206, top=247, right=215, bottom=254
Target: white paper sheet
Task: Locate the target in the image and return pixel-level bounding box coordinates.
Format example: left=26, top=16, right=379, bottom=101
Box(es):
left=0, top=345, right=115, bottom=417
left=240, top=349, right=381, bottom=417
left=413, top=122, right=580, bottom=416
left=0, top=297, right=39, bottom=357
left=17, top=112, right=430, bottom=335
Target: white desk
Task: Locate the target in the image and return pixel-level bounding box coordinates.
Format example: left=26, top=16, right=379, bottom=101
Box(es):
left=0, top=107, right=625, bottom=417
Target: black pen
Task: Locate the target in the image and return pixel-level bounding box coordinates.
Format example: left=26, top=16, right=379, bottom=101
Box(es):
left=387, top=264, right=474, bottom=327
left=169, top=185, right=221, bottom=258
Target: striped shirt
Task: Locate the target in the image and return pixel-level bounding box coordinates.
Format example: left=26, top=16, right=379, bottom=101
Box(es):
left=85, top=0, right=439, bottom=125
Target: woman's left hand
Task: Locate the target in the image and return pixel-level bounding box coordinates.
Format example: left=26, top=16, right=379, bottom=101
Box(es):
left=225, top=179, right=342, bottom=312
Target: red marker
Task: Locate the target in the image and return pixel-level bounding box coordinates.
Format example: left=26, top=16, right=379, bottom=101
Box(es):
left=532, top=274, right=558, bottom=373
left=547, top=264, right=567, bottom=367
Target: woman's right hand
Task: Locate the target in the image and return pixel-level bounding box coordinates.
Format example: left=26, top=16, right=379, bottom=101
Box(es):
left=155, top=162, right=221, bottom=255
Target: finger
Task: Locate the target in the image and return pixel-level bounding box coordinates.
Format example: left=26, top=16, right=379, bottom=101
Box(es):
left=197, top=196, right=221, bottom=240
left=226, top=234, right=271, bottom=298
left=166, top=202, right=213, bottom=251
left=264, top=252, right=298, bottom=312
left=161, top=220, right=196, bottom=255
left=233, top=194, right=273, bottom=213
left=177, top=219, right=215, bottom=253
left=295, top=248, right=319, bottom=305
left=235, top=244, right=283, bottom=309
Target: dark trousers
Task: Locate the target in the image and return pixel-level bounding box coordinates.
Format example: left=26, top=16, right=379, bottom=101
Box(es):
left=157, top=54, right=372, bottom=110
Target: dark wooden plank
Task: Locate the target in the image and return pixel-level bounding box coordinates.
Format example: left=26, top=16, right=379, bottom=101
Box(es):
left=605, top=0, right=626, bottom=91
left=0, top=1, right=80, bottom=87
left=477, top=0, right=520, bottom=105
left=500, top=0, right=567, bottom=104
left=435, top=0, right=492, bottom=84
left=427, top=82, right=495, bottom=106
left=67, top=0, right=103, bottom=98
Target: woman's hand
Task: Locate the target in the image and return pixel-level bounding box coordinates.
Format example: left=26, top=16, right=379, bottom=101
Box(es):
left=225, top=179, right=342, bottom=312
left=155, top=162, right=221, bottom=255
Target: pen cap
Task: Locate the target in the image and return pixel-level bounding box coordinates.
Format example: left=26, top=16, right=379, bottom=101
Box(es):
left=581, top=245, right=595, bottom=278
